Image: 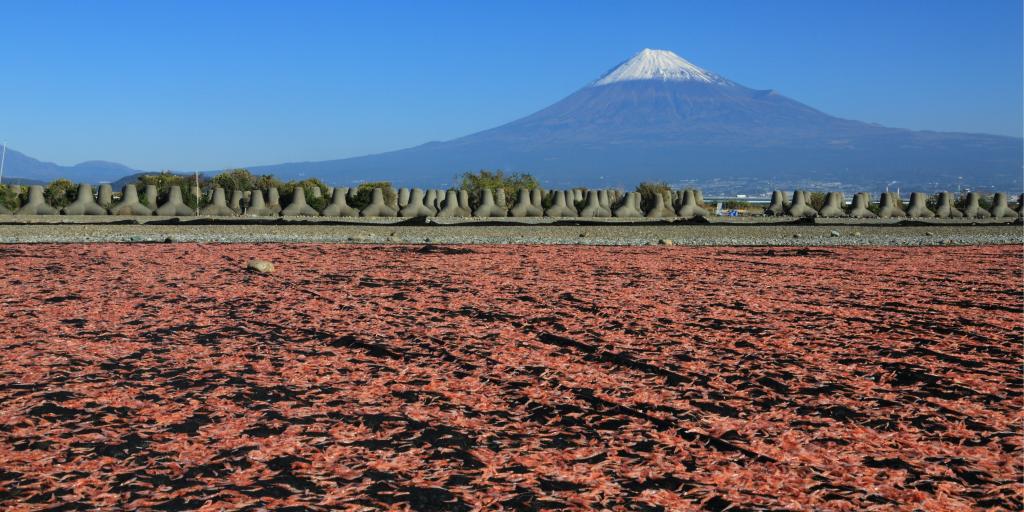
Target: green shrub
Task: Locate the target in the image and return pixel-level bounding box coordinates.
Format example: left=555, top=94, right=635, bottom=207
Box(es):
left=540, top=190, right=554, bottom=209
left=181, top=185, right=208, bottom=210
left=277, top=178, right=330, bottom=211
left=0, top=184, right=22, bottom=211
left=209, top=168, right=255, bottom=191
left=253, top=174, right=283, bottom=191
left=207, top=169, right=282, bottom=199
left=350, top=181, right=395, bottom=209
left=458, top=170, right=538, bottom=204
left=138, top=171, right=191, bottom=190
left=44, top=179, right=76, bottom=209
left=136, top=171, right=204, bottom=206
left=807, top=192, right=827, bottom=211
left=635, top=182, right=671, bottom=211
left=302, top=179, right=330, bottom=211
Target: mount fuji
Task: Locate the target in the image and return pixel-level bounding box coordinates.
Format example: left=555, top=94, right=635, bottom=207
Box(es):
left=244, top=49, right=1020, bottom=192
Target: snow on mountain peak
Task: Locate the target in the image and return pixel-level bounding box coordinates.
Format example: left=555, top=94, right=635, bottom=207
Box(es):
left=592, top=49, right=729, bottom=86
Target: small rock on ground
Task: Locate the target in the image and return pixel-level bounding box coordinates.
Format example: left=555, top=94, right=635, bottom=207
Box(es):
left=247, top=259, right=275, bottom=274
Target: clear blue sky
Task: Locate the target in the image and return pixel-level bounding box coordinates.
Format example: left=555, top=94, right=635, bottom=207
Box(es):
left=1, top=0, right=1020, bottom=171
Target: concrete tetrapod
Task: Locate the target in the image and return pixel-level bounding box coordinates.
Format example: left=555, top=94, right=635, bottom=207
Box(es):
left=436, top=190, right=468, bottom=218
left=15, top=185, right=59, bottom=215
left=531, top=189, right=544, bottom=212
left=472, top=189, right=507, bottom=217
left=613, top=192, right=644, bottom=218
left=764, top=190, right=787, bottom=216
left=817, top=192, right=846, bottom=217
left=905, top=192, right=935, bottom=218
left=63, top=183, right=108, bottom=215
left=424, top=190, right=438, bottom=212
left=322, top=187, right=359, bottom=217
left=398, top=188, right=411, bottom=208
left=97, top=184, right=113, bottom=208
left=846, top=192, right=877, bottom=218
left=266, top=188, right=282, bottom=214
left=644, top=192, right=675, bottom=218
left=509, top=188, right=543, bottom=217
left=398, top=188, right=435, bottom=217
left=676, top=189, right=709, bottom=219
left=545, top=190, right=578, bottom=217
left=457, top=190, right=472, bottom=216
left=495, top=189, right=509, bottom=211
left=440, top=189, right=450, bottom=211
left=876, top=192, right=907, bottom=218
left=961, top=192, right=991, bottom=219
left=229, top=189, right=244, bottom=214
left=934, top=192, right=963, bottom=218
left=988, top=192, right=1019, bottom=219
left=155, top=186, right=196, bottom=216
left=388, top=190, right=401, bottom=211
left=1017, top=194, right=1024, bottom=214
left=281, top=187, right=320, bottom=216
left=579, top=190, right=611, bottom=217
left=109, top=185, right=153, bottom=216
left=143, top=185, right=160, bottom=211
left=242, top=190, right=276, bottom=217
left=432, top=189, right=446, bottom=211
left=785, top=190, right=817, bottom=218
left=598, top=190, right=611, bottom=210
left=360, top=188, right=397, bottom=217
left=200, top=188, right=236, bottom=216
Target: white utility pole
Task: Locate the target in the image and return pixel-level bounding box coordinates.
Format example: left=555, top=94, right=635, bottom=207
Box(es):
left=194, top=171, right=200, bottom=215
left=0, top=141, right=7, bottom=185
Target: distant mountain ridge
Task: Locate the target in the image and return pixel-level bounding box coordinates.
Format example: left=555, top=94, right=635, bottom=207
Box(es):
left=1, top=147, right=138, bottom=184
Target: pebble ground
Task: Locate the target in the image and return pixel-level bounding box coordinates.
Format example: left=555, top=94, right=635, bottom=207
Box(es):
left=0, top=223, right=1020, bottom=245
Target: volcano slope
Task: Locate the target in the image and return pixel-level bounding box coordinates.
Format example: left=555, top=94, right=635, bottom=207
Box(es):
left=0, top=244, right=1020, bottom=510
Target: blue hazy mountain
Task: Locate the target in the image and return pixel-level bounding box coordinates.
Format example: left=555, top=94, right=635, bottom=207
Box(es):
left=0, top=146, right=138, bottom=184
left=248, top=49, right=1022, bottom=191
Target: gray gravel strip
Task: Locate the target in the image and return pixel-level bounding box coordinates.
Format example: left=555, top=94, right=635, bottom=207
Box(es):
left=0, top=214, right=1018, bottom=226
left=0, top=223, right=1020, bottom=246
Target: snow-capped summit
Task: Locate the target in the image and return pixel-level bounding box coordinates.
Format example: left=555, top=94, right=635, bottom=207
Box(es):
left=592, top=48, right=730, bottom=86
